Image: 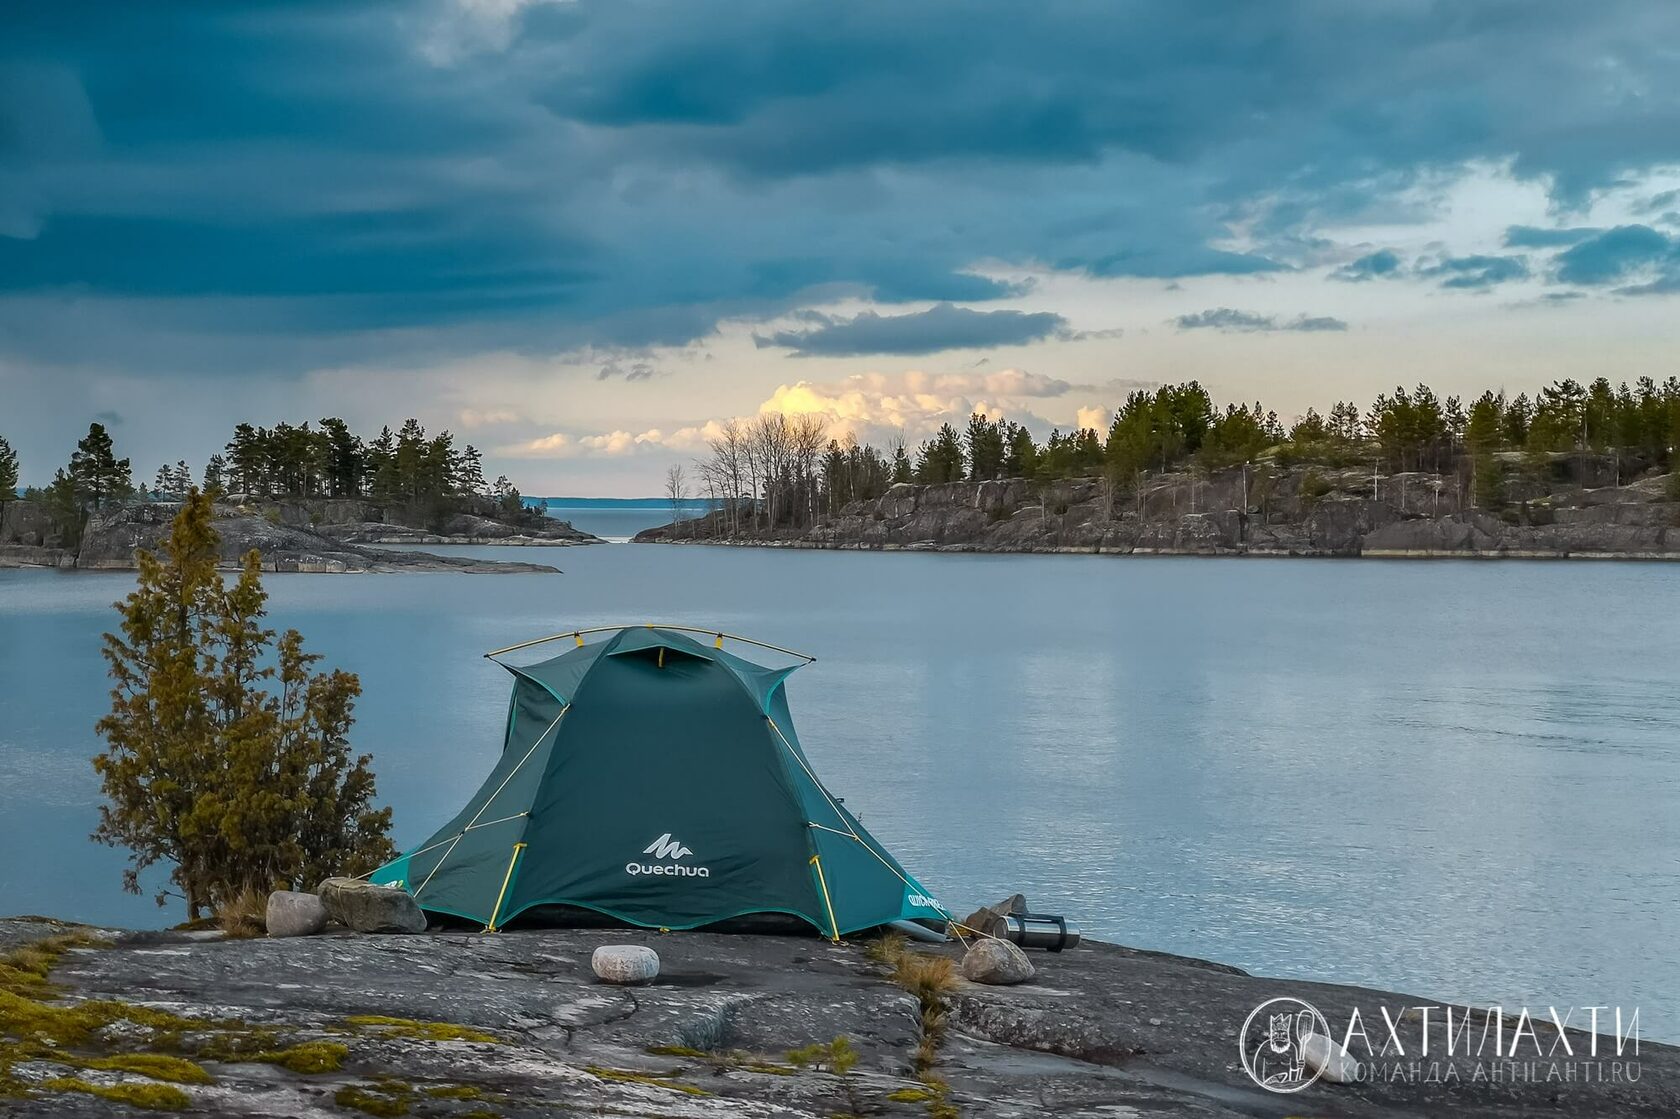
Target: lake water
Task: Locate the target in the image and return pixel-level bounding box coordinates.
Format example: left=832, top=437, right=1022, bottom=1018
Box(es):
left=531, top=498, right=706, bottom=542
left=2, top=547, right=1677, bottom=1039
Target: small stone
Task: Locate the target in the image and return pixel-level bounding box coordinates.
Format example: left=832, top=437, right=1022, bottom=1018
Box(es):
left=316, top=877, right=427, bottom=934
left=1301, top=1032, right=1360, bottom=1084
left=265, top=890, right=328, bottom=937
left=961, top=938, right=1035, bottom=985
left=960, top=893, right=1027, bottom=937
left=592, top=945, right=660, bottom=984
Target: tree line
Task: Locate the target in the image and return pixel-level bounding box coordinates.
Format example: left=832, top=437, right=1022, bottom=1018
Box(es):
left=2, top=417, right=544, bottom=547
left=685, top=376, right=1680, bottom=533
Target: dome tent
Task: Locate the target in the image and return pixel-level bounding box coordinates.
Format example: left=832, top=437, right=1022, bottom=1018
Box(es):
left=370, top=626, right=948, bottom=938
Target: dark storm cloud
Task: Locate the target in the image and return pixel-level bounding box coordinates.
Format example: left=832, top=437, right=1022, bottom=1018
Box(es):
left=2, top=0, right=1680, bottom=372
left=1553, top=225, right=1680, bottom=291
left=1504, top=226, right=1600, bottom=248
left=1174, top=309, right=1347, bottom=333
left=1330, top=250, right=1404, bottom=282
left=1415, top=254, right=1531, bottom=290
left=755, top=304, right=1068, bottom=356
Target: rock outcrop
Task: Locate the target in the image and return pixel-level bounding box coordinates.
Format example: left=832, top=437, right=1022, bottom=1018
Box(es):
left=3, top=916, right=1674, bottom=1117
left=636, top=460, right=1680, bottom=560
left=0, top=500, right=566, bottom=573
left=315, top=511, right=598, bottom=547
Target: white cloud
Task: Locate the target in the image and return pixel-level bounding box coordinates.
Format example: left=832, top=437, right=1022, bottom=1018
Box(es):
left=458, top=407, right=520, bottom=428
left=1076, top=405, right=1112, bottom=432
left=417, top=0, right=570, bottom=64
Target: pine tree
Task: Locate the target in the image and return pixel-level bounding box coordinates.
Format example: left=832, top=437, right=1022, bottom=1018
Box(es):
left=224, top=424, right=265, bottom=495
left=1466, top=391, right=1504, bottom=510
left=458, top=444, right=487, bottom=497
left=68, top=422, right=132, bottom=510
left=93, top=491, right=393, bottom=918
left=319, top=417, right=363, bottom=497
left=0, top=434, right=20, bottom=500
left=203, top=453, right=226, bottom=494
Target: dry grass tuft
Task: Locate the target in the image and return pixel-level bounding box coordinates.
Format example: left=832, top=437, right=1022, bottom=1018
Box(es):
left=215, top=889, right=268, bottom=939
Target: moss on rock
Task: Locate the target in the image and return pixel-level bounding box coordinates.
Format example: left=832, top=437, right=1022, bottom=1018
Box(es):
left=41, top=1076, right=192, bottom=1111
left=343, top=1015, right=501, bottom=1044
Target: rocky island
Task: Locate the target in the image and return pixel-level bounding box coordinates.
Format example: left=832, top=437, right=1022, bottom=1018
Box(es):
left=0, top=498, right=599, bottom=574
left=635, top=455, right=1680, bottom=560
left=0, top=914, right=1671, bottom=1118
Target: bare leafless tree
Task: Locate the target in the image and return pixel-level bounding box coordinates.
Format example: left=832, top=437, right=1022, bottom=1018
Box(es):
left=664, top=463, right=687, bottom=538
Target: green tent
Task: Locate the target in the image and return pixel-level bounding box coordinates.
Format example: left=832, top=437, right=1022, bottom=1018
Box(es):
left=370, top=626, right=947, bottom=937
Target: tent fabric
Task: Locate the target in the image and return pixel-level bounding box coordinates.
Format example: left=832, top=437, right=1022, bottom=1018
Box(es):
left=370, top=627, right=946, bottom=936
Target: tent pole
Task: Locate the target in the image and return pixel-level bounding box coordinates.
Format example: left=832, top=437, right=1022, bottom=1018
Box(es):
left=484, top=842, right=528, bottom=933
left=809, top=854, right=841, bottom=943
left=483, top=625, right=816, bottom=663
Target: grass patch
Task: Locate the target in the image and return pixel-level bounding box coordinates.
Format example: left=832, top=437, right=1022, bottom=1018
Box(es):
left=584, top=1065, right=712, bottom=1097
left=334, top=1080, right=413, bottom=1116
left=42, top=1076, right=191, bottom=1111
left=75, top=1052, right=212, bottom=1084
left=215, top=888, right=269, bottom=940
left=424, top=1083, right=482, bottom=1099
left=786, top=1037, right=857, bottom=1075
left=645, top=1044, right=708, bottom=1058
left=0, top=931, right=106, bottom=997
left=255, top=1040, right=349, bottom=1074
left=866, top=935, right=961, bottom=1113
left=343, top=1015, right=500, bottom=1044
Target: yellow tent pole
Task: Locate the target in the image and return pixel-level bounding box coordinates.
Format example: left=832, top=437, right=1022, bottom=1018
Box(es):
left=484, top=625, right=816, bottom=663
left=484, top=842, right=528, bottom=933
left=809, top=854, right=841, bottom=943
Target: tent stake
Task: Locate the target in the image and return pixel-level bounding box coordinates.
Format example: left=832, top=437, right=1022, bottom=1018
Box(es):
left=484, top=842, right=528, bottom=933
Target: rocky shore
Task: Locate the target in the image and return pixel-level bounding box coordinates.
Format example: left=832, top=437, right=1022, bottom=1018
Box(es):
left=634, top=456, right=1680, bottom=559
left=0, top=915, right=1670, bottom=1118
left=0, top=499, right=597, bottom=574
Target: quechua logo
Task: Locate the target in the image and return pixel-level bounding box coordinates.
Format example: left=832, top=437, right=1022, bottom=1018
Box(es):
left=627, top=833, right=710, bottom=878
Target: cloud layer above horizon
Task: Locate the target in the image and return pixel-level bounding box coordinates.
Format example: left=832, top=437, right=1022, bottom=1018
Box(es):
left=3, top=0, right=1680, bottom=492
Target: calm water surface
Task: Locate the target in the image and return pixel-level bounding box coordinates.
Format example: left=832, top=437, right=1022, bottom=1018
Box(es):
left=2, top=547, right=1677, bottom=1037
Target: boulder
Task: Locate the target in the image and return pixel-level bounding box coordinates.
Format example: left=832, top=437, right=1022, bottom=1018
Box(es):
left=961, top=893, right=1027, bottom=937
left=265, top=890, right=328, bottom=938
left=961, top=938, right=1035, bottom=985
left=316, top=877, right=427, bottom=934
left=591, top=945, right=660, bottom=985
left=1301, top=1031, right=1360, bottom=1084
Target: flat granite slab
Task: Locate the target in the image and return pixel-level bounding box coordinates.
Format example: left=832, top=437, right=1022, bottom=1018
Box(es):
left=1, top=917, right=1672, bottom=1117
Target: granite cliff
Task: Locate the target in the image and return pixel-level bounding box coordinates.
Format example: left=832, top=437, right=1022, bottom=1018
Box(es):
left=636, top=457, right=1680, bottom=560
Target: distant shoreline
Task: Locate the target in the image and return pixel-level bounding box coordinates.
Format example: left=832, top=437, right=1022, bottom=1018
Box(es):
left=631, top=468, right=1680, bottom=562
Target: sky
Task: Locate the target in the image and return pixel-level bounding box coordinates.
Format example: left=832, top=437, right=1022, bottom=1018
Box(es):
left=3, top=1, right=1680, bottom=496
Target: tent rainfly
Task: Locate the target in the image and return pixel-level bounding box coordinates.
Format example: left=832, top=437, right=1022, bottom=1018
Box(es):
left=370, top=626, right=948, bottom=938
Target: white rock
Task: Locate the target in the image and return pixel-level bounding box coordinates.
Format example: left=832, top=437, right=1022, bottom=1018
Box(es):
left=1301, top=1032, right=1360, bottom=1084
left=592, top=945, right=660, bottom=984
left=265, top=890, right=328, bottom=937
left=960, top=938, right=1035, bottom=985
